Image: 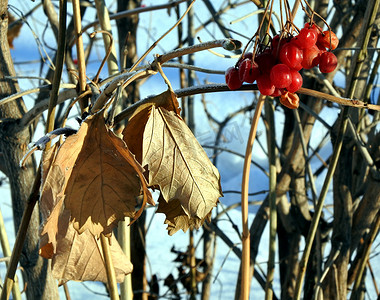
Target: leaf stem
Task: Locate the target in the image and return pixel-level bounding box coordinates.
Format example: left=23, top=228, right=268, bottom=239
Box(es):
left=241, top=95, right=265, bottom=299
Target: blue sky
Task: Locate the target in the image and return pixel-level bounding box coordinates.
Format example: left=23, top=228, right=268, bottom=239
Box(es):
left=3, top=0, right=379, bottom=299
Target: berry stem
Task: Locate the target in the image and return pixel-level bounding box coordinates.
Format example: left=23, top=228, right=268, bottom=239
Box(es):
left=241, top=95, right=265, bottom=300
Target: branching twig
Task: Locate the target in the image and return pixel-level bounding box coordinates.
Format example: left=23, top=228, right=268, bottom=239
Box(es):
left=129, top=0, right=196, bottom=72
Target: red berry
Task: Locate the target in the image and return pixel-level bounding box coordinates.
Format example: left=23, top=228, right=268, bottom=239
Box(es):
left=271, top=87, right=283, bottom=97
left=271, top=35, right=291, bottom=56
left=256, top=51, right=276, bottom=74
left=238, top=59, right=260, bottom=83
left=257, top=73, right=275, bottom=95
left=243, top=52, right=253, bottom=60
left=280, top=91, right=300, bottom=109
left=304, top=22, right=321, bottom=35
left=279, top=43, right=303, bottom=70
left=287, top=70, right=303, bottom=93
left=319, top=52, right=338, bottom=73
left=301, top=45, right=321, bottom=69
left=225, top=67, right=243, bottom=90
left=317, top=30, right=339, bottom=50
left=294, top=28, right=318, bottom=49
left=270, top=64, right=292, bottom=88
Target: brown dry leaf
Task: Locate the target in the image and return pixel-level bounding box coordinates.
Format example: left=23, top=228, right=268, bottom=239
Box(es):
left=123, top=106, right=152, bottom=163
left=40, top=143, right=61, bottom=221
left=142, top=107, right=222, bottom=234
left=156, top=196, right=212, bottom=235
left=39, top=143, right=66, bottom=257
left=61, top=112, right=152, bottom=236
left=39, top=125, right=90, bottom=254
left=51, top=217, right=132, bottom=283
left=7, top=13, right=22, bottom=49
left=123, top=89, right=180, bottom=162
left=126, top=89, right=181, bottom=122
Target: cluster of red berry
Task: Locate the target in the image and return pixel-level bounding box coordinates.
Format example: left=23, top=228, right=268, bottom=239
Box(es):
left=225, top=23, right=339, bottom=109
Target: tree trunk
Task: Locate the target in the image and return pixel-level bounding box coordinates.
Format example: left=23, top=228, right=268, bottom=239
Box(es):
left=0, top=2, right=58, bottom=299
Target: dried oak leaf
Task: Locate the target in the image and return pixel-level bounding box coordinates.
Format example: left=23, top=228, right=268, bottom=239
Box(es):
left=125, top=104, right=222, bottom=235
left=51, top=217, right=132, bottom=283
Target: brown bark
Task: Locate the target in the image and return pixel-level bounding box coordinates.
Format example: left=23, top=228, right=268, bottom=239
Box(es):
left=0, top=2, right=58, bottom=299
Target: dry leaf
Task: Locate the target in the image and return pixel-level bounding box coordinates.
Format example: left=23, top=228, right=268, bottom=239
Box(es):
left=51, top=218, right=132, bottom=283
left=39, top=143, right=66, bottom=256
left=123, top=90, right=180, bottom=162
left=156, top=195, right=212, bottom=235
left=39, top=124, right=90, bottom=253
left=7, top=13, right=22, bottom=49
left=61, top=112, right=152, bottom=236
left=126, top=89, right=181, bottom=122
left=123, top=106, right=152, bottom=163
left=139, top=106, right=222, bottom=234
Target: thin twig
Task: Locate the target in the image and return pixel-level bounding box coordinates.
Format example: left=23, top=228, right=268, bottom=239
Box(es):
left=0, top=83, right=76, bottom=107
left=293, top=0, right=380, bottom=298
left=45, top=0, right=67, bottom=140
left=241, top=95, right=265, bottom=299
left=80, top=0, right=189, bottom=35
left=0, top=167, right=41, bottom=300
left=350, top=214, right=380, bottom=299
left=94, top=0, right=119, bottom=75
left=100, top=235, right=119, bottom=300
left=72, top=0, right=87, bottom=111
left=20, top=87, right=77, bottom=128
left=129, top=0, right=196, bottom=72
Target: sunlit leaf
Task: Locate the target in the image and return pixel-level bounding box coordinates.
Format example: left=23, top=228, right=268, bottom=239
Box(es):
left=127, top=99, right=222, bottom=234
left=62, top=112, right=152, bottom=236
left=51, top=218, right=132, bottom=283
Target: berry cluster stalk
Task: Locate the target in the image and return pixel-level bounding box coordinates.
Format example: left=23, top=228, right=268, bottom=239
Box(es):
left=241, top=95, right=265, bottom=299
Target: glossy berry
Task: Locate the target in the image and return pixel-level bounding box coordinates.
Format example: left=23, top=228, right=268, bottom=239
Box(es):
left=279, top=43, right=303, bottom=70
left=319, top=51, right=338, bottom=73
left=271, top=35, right=290, bottom=56
left=225, top=67, right=243, bottom=90
left=242, top=52, right=253, bottom=60
left=287, top=70, right=303, bottom=93
left=317, top=30, right=339, bottom=50
left=270, top=64, right=292, bottom=88
left=301, top=45, right=321, bottom=69
left=271, top=88, right=283, bottom=97
left=256, top=51, right=276, bottom=74
left=280, top=91, right=300, bottom=109
left=257, top=73, right=275, bottom=95
left=239, top=59, right=260, bottom=83
left=294, top=28, right=318, bottom=49
left=304, top=22, right=321, bottom=36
